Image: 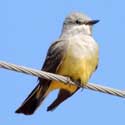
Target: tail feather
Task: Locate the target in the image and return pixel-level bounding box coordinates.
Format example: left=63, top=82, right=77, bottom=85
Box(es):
left=15, top=81, right=50, bottom=115
left=47, top=88, right=79, bottom=111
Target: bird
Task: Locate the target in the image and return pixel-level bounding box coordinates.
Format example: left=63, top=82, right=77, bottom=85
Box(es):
left=15, top=12, right=99, bottom=115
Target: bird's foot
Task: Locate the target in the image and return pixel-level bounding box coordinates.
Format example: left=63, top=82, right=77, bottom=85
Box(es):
left=75, top=79, right=86, bottom=89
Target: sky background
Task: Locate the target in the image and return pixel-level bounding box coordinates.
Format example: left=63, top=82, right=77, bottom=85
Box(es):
left=0, top=0, right=125, bottom=125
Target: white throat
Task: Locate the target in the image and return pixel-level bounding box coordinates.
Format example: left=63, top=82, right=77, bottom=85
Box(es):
left=60, top=24, right=92, bottom=38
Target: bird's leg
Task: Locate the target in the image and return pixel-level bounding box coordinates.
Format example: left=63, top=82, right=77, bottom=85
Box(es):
left=62, top=75, right=73, bottom=86
left=65, top=76, right=77, bottom=87
left=75, top=79, right=85, bottom=91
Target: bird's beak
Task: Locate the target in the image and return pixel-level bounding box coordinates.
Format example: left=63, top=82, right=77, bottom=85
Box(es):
left=86, top=20, right=100, bottom=25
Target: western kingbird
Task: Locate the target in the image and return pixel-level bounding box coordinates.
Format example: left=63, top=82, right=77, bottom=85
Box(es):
left=16, top=12, right=99, bottom=115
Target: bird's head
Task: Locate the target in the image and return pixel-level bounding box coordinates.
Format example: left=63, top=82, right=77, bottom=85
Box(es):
left=63, top=12, right=99, bottom=36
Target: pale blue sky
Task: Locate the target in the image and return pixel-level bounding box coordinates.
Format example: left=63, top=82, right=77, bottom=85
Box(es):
left=0, top=0, right=125, bottom=125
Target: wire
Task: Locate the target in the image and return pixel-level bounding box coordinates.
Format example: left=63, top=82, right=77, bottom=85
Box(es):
left=0, top=61, right=125, bottom=98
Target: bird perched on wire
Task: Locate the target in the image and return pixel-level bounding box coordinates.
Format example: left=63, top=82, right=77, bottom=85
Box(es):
left=16, top=12, right=99, bottom=115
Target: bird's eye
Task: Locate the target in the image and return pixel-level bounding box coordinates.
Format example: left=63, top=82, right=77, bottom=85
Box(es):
left=76, top=20, right=82, bottom=24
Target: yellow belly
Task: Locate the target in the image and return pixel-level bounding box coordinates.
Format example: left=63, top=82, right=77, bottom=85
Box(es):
left=47, top=37, right=98, bottom=93
left=57, top=39, right=98, bottom=85
left=58, top=55, right=96, bottom=85
left=48, top=53, right=97, bottom=93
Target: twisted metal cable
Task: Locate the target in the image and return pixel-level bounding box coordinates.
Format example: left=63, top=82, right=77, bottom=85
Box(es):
left=0, top=61, right=125, bottom=98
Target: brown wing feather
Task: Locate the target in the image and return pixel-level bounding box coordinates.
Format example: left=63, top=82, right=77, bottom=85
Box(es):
left=15, top=40, right=66, bottom=115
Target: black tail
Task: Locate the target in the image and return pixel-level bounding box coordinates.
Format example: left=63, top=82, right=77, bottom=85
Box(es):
left=47, top=88, right=79, bottom=111
left=15, top=81, right=50, bottom=115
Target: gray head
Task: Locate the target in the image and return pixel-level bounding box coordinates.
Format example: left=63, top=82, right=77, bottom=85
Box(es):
left=62, top=12, right=99, bottom=36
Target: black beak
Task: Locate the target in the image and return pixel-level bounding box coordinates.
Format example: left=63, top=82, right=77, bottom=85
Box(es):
left=86, top=20, right=100, bottom=25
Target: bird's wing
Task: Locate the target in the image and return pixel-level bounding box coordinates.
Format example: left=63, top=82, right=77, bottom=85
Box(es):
left=41, top=40, right=66, bottom=73
left=15, top=39, right=67, bottom=115
left=37, top=39, right=67, bottom=96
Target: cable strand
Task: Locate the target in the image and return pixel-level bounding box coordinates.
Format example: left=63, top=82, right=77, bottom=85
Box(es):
left=0, top=61, right=125, bottom=98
